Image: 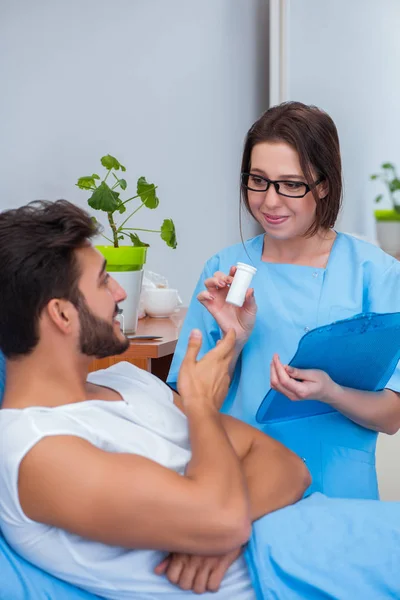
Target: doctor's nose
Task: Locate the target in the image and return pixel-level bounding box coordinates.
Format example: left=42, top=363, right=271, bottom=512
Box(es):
left=260, top=184, right=283, bottom=209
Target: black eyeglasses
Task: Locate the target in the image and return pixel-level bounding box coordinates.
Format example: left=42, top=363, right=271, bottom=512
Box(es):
left=241, top=173, right=323, bottom=198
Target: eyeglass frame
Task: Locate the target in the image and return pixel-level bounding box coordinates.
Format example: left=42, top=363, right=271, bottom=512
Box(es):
left=241, top=172, right=324, bottom=199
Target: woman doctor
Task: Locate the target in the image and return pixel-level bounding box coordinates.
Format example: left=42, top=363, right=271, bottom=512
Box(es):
left=168, top=101, right=400, bottom=499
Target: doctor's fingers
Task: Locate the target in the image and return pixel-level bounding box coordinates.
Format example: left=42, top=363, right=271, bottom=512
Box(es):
left=197, top=290, right=216, bottom=303
left=276, top=356, right=326, bottom=399
left=270, top=359, right=299, bottom=401
left=204, top=271, right=234, bottom=290
left=273, top=355, right=305, bottom=393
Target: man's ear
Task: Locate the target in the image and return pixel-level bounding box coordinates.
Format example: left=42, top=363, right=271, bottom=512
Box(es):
left=45, top=299, right=76, bottom=334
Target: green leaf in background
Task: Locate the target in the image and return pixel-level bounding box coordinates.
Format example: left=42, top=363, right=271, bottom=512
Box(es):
left=370, top=174, right=378, bottom=180
left=161, top=218, right=177, bottom=249
left=395, top=205, right=400, bottom=214
left=119, top=178, right=127, bottom=190
left=76, top=174, right=100, bottom=190
left=129, top=232, right=150, bottom=247
left=117, top=201, right=126, bottom=214
left=389, top=178, right=400, bottom=193
left=382, top=162, right=395, bottom=170
left=374, top=194, right=383, bottom=203
left=88, top=181, right=120, bottom=212
left=101, top=154, right=126, bottom=171
left=137, top=176, right=159, bottom=209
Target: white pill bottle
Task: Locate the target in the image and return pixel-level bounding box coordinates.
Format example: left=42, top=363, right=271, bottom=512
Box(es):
left=226, top=262, right=257, bottom=307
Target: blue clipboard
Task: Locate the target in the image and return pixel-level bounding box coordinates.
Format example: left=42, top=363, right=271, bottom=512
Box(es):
left=256, top=312, right=400, bottom=424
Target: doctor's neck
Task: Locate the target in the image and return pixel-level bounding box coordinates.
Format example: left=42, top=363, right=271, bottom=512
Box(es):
left=261, top=228, right=336, bottom=267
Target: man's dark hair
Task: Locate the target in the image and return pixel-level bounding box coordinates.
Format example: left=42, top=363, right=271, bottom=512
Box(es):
left=0, top=200, right=100, bottom=358
left=241, top=101, right=343, bottom=235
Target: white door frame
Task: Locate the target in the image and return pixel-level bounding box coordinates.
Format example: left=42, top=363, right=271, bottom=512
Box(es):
left=269, top=0, right=288, bottom=105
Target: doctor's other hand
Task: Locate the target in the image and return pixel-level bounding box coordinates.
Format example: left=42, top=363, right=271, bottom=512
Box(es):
left=270, top=354, right=340, bottom=404
left=177, top=328, right=236, bottom=411
left=197, top=266, right=257, bottom=343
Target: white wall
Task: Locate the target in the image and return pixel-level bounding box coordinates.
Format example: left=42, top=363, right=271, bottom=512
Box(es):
left=287, top=0, right=400, bottom=241
left=0, top=0, right=268, bottom=304
left=287, top=0, right=400, bottom=500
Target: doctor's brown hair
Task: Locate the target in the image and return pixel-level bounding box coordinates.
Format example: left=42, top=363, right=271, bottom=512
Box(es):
left=241, top=101, right=343, bottom=236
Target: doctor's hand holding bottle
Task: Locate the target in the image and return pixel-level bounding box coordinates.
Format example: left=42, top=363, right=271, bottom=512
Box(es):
left=197, top=266, right=257, bottom=375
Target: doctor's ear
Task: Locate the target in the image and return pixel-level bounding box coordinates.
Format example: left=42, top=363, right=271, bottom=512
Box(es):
left=45, top=298, right=76, bottom=333
left=318, top=179, right=329, bottom=200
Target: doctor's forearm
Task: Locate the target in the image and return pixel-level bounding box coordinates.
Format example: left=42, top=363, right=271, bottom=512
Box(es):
left=326, top=387, right=400, bottom=435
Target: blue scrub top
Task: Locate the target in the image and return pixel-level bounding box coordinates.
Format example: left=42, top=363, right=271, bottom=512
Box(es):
left=168, top=232, right=400, bottom=499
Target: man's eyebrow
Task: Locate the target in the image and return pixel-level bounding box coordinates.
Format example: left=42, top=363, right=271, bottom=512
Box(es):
left=98, top=259, right=107, bottom=279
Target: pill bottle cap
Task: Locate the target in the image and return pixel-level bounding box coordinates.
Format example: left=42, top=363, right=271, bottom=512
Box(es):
left=236, top=262, right=257, bottom=275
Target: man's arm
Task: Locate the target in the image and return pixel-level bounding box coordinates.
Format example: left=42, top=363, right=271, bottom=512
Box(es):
left=221, top=414, right=310, bottom=519
left=18, top=330, right=251, bottom=556
left=173, top=393, right=311, bottom=521
left=156, top=395, right=310, bottom=594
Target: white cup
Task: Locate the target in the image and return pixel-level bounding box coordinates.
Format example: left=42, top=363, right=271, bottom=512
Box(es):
left=143, top=288, right=182, bottom=318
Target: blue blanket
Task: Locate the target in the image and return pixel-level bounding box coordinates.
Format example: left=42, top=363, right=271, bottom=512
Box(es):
left=246, top=493, right=400, bottom=599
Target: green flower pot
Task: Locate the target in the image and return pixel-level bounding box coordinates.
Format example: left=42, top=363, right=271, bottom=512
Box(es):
left=96, top=245, right=148, bottom=333
left=96, top=245, right=147, bottom=272
left=374, top=210, right=400, bottom=257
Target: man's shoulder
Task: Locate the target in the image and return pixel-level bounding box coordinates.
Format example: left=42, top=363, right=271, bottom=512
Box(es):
left=88, top=360, right=144, bottom=380
left=0, top=405, right=93, bottom=461
left=87, top=361, right=168, bottom=391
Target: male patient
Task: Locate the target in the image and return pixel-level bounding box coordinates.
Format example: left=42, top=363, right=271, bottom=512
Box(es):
left=0, top=200, right=310, bottom=599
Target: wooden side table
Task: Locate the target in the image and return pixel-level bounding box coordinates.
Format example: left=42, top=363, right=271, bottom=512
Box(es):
left=88, top=308, right=187, bottom=382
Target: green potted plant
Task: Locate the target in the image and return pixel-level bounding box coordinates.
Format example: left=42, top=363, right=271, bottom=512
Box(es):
left=76, top=154, right=177, bottom=332
left=370, top=162, right=400, bottom=257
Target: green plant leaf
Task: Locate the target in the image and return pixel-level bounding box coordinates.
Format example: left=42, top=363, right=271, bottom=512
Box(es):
left=76, top=175, right=98, bottom=190
left=389, top=178, right=400, bottom=193
left=119, top=178, right=127, bottom=190
left=382, top=162, right=395, bottom=170
left=370, top=174, right=378, bottom=180
left=100, top=154, right=125, bottom=171
left=395, top=205, right=400, bottom=214
left=129, top=232, right=150, bottom=247
left=374, top=194, right=383, bottom=203
left=88, top=182, right=120, bottom=212
left=160, top=219, right=177, bottom=249
left=117, top=201, right=126, bottom=214
left=137, top=176, right=159, bottom=209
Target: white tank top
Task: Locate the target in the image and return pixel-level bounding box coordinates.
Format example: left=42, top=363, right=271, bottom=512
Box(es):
left=0, top=362, right=255, bottom=600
